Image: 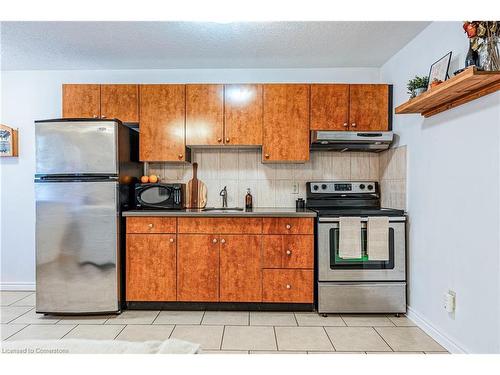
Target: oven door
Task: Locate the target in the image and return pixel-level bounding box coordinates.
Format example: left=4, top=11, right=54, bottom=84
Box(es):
left=318, top=217, right=406, bottom=282
left=136, top=185, right=173, bottom=209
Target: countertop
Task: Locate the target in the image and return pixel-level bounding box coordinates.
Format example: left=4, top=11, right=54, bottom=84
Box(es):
left=122, top=207, right=317, bottom=218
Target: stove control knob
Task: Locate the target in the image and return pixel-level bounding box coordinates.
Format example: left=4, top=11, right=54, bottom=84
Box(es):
left=367, top=185, right=374, bottom=190
left=313, top=185, right=319, bottom=191
left=359, top=184, right=365, bottom=190
left=321, top=184, right=327, bottom=190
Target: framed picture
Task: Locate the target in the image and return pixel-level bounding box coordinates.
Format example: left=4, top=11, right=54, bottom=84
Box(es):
left=0, top=124, right=19, bottom=157
left=427, top=51, right=452, bottom=89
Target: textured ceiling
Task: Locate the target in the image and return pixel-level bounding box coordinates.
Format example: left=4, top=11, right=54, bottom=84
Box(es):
left=0, top=21, right=430, bottom=70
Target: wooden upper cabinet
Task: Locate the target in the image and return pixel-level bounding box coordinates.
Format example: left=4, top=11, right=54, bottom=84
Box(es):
left=186, top=84, right=224, bottom=146
left=310, top=84, right=349, bottom=131
left=177, top=234, right=219, bottom=302
left=224, top=84, right=263, bottom=146
left=126, top=234, right=177, bottom=301
left=100, top=84, right=139, bottom=123
left=262, top=84, right=310, bottom=163
left=349, top=84, right=390, bottom=131
left=139, top=85, right=186, bottom=162
left=62, top=84, right=101, bottom=118
left=219, top=235, right=262, bottom=302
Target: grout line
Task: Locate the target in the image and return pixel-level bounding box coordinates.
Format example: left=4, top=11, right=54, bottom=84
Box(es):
left=323, top=326, right=336, bottom=351
left=60, top=324, right=79, bottom=339
left=6, top=307, right=35, bottom=324
left=200, top=310, right=206, bottom=325
left=3, top=324, right=30, bottom=341
left=292, top=312, right=299, bottom=326
left=113, top=324, right=127, bottom=340
left=339, top=315, right=348, bottom=326
left=151, top=310, right=161, bottom=325
left=272, top=326, right=279, bottom=351
left=168, top=324, right=176, bottom=339
left=220, top=325, right=225, bottom=350
left=372, top=326, right=394, bottom=352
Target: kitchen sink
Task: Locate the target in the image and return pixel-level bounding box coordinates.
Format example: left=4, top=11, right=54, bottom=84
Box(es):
left=202, top=207, right=244, bottom=212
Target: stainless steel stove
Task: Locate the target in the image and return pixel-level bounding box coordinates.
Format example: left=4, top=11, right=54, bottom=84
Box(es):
left=306, top=181, right=407, bottom=314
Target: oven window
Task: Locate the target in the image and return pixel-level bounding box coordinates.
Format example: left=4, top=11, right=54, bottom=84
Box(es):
left=329, top=228, right=395, bottom=269
left=139, top=186, right=171, bottom=205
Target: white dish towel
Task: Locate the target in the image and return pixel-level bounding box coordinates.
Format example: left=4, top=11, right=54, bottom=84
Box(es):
left=339, top=217, right=362, bottom=259
left=367, top=216, right=390, bottom=261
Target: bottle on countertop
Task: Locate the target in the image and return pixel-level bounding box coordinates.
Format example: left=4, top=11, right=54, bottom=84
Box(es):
left=245, top=188, right=253, bottom=211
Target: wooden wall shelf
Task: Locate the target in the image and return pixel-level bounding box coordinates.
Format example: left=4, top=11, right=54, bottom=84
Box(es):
left=395, top=67, right=500, bottom=118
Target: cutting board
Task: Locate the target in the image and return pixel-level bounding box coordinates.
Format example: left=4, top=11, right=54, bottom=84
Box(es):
left=186, top=162, right=207, bottom=209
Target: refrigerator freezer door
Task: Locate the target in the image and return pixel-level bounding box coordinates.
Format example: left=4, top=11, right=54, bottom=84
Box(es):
left=36, top=181, right=120, bottom=313
left=36, top=120, right=118, bottom=175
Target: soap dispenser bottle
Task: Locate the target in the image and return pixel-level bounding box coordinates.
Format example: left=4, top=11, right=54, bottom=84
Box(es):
left=245, top=188, right=253, bottom=211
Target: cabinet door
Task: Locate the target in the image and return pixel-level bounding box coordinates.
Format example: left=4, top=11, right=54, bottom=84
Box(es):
left=100, top=84, right=139, bottom=123
left=220, top=235, right=262, bottom=302
left=177, top=234, right=219, bottom=302
left=224, top=84, right=263, bottom=145
left=262, top=235, right=314, bottom=269
left=310, top=84, right=349, bottom=130
left=139, top=85, right=186, bottom=162
left=62, top=84, right=101, bottom=118
left=186, top=84, right=224, bottom=146
left=262, top=84, right=310, bottom=163
left=349, top=84, right=390, bottom=131
left=126, top=234, right=177, bottom=301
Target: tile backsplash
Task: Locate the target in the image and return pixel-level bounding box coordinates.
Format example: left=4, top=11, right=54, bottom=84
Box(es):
left=379, top=145, right=407, bottom=210
left=149, top=149, right=380, bottom=208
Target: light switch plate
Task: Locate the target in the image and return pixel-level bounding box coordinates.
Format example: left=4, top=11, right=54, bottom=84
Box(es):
left=292, top=182, right=299, bottom=194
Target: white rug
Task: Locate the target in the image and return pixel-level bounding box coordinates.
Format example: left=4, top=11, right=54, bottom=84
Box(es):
left=1, top=338, right=200, bottom=354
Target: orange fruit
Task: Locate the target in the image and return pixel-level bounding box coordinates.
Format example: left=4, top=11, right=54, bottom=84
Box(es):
left=140, top=175, right=149, bottom=183
left=149, top=175, right=159, bottom=183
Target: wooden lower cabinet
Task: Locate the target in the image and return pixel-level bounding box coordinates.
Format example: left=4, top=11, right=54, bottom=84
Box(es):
left=262, top=235, right=314, bottom=269
left=126, top=234, right=177, bottom=301
left=262, top=269, right=314, bottom=303
left=220, top=235, right=262, bottom=302
left=177, top=234, right=219, bottom=302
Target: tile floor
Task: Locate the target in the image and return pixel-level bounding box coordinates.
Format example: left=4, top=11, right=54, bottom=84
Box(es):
left=0, top=291, right=448, bottom=354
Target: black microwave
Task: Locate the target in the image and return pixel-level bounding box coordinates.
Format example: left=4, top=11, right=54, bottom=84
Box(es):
left=134, top=183, right=185, bottom=210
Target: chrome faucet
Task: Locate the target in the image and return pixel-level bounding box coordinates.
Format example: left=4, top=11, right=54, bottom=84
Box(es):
left=220, top=186, right=228, bottom=208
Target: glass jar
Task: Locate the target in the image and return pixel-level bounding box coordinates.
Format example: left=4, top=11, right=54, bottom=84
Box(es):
left=478, top=36, right=500, bottom=71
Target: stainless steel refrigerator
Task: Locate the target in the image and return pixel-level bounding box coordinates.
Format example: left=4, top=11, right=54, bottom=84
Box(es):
left=35, top=119, right=141, bottom=314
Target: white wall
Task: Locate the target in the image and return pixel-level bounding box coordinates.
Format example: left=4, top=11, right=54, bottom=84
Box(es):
left=0, top=67, right=380, bottom=290
left=380, top=22, right=500, bottom=353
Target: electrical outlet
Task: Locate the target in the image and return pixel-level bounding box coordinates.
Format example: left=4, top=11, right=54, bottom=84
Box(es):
left=444, top=290, right=456, bottom=313
left=292, top=182, right=299, bottom=194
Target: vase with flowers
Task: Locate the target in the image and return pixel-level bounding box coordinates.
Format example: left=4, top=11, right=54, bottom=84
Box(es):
left=463, top=21, right=500, bottom=71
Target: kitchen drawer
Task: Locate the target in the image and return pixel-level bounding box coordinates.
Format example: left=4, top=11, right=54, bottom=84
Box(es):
left=126, top=217, right=177, bottom=234
left=177, top=217, right=262, bottom=234
left=262, top=217, right=314, bottom=235
left=262, top=269, right=313, bottom=303
left=318, top=282, right=407, bottom=313
left=262, top=235, right=314, bottom=269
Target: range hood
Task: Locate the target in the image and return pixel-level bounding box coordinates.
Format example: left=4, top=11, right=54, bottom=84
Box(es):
left=310, top=131, right=393, bottom=152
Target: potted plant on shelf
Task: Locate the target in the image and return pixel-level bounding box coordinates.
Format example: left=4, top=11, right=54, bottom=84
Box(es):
left=407, top=75, right=429, bottom=98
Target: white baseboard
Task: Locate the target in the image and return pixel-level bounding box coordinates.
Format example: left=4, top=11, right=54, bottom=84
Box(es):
left=0, top=282, right=36, bottom=291
left=406, top=306, right=467, bottom=354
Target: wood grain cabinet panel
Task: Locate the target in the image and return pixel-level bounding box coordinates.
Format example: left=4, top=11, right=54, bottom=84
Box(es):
left=262, top=218, right=314, bottom=235
left=100, top=84, right=139, bottom=123
left=262, top=84, right=310, bottom=163
left=224, top=84, right=263, bottom=146
left=186, top=84, right=224, bottom=146
left=220, top=235, right=262, bottom=302
left=126, top=217, right=177, bottom=234
left=139, top=85, right=186, bottom=162
left=126, top=234, right=177, bottom=301
left=262, top=235, right=314, bottom=269
left=349, top=84, right=390, bottom=131
left=310, top=84, right=349, bottom=130
left=262, top=269, right=313, bottom=303
left=177, top=234, right=220, bottom=302
left=62, top=84, right=101, bottom=118
left=177, top=217, right=262, bottom=234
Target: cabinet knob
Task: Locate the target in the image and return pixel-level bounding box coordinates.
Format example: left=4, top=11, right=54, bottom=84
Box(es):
left=178, top=154, right=183, bottom=159
left=217, top=138, right=222, bottom=143
left=351, top=123, right=357, bottom=127
left=225, top=137, right=230, bottom=143
left=101, top=116, right=107, bottom=119
left=286, top=284, right=291, bottom=289
left=169, top=238, right=175, bottom=243
left=264, top=153, right=270, bottom=159
left=212, top=238, right=218, bottom=243
left=285, top=224, right=291, bottom=230
left=343, top=122, right=348, bottom=127
left=286, top=250, right=292, bottom=256
left=220, top=238, right=226, bottom=244
left=148, top=223, right=154, bottom=228
left=93, top=115, right=99, bottom=119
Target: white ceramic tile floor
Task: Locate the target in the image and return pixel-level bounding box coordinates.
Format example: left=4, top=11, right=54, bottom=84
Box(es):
left=1, top=292, right=448, bottom=354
